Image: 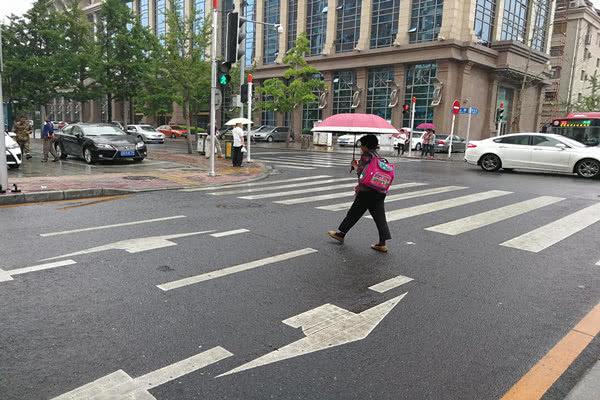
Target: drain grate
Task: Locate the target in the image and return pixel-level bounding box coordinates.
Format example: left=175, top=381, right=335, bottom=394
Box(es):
left=123, top=175, right=159, bottom=181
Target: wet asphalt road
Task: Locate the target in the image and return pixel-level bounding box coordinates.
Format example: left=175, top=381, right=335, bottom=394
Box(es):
left=1, top=148, right=599, bottom=400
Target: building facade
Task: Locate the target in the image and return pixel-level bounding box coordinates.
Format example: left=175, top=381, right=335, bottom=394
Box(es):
left=249, top=0, right=556, bottom=139
left=542, top=0, right=600, bottom=123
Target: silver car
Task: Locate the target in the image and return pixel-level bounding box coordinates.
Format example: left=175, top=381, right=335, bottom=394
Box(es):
left=434, top=134, right=467, bottom=153
left=126, top=125, right=165, bottom=144
left=252, top=126, right=292, bottom=142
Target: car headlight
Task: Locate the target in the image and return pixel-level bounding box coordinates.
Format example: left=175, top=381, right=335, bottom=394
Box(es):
left=8, top=142, right=20, bottom=150
left=97, top=143, right=116, bottom=150
left=136, top=142, right=145, bottom=149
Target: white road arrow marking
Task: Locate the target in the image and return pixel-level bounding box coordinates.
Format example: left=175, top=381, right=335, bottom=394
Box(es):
left=0, top=260, right=78, bottom=283
left=51, top=347, right=232, bottom=400
left=217, top=293, right=407, bottom=377
left=42, top=231, right=215, bottom=261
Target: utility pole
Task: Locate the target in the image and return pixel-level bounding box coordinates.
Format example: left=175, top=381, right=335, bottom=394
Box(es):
left=208, top=0, right=218, bottom=177
left=0, top=27, right=8, bottom=193
left=239, top=2, right=246, bottom=120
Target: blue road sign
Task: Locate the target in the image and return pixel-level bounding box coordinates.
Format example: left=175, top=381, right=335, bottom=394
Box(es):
left=459, top=107, right=479, bottom=115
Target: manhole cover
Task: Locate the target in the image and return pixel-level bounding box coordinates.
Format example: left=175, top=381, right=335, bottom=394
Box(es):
left=123, top=176, right=159, bottom=181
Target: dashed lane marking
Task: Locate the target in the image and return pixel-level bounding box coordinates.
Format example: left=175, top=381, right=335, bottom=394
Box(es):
left=40, top=216, right=187, bottom=237
left=0, top=260, right=78, bottom=283
left=209, top=229, right=249, bottom=237
left=369, top=275, right=414, bottom=293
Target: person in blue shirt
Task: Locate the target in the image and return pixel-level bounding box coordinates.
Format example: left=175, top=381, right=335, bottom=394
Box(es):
left=41, top=118, right=59, bottom=162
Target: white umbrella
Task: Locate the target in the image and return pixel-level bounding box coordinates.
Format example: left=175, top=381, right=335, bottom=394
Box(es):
left=225, top=118, right=253, bottom=126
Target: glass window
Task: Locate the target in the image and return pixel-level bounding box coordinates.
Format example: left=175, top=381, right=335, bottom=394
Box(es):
left=409, top=0, right=444, bottom=44
left=307, top=0, right=328, bottom=55
left=156, top=0, right=167, bottom=38
left=336, top=0, right=362, bottom=52
left=263, top=0, right=280, bottom=64
left=333, top=71, right=356, bottom=115
left=287, top=0, right=298, bottom=51
left=367, top=67, right=394, bottom=120
left=531, top=136, right=563, bottom=147
left=195, top=0, right=206, bottom=34
left=494, top=135, right=530, bottom=145
left=303, top=92, right=322, bottom=130
left=544, top=91, right=558, bottom=101
left=403, top=63, right=437, bottom=127
left=531, top=0, right=550, bottom=51
left=550, top=66, right=561, bottom=79
left=139, top=0, right=150, bottom=27
left=550, top=46, right=564, bottom=56
left=501, top=0, right=528, bottom=42
left=371, top=0, right=400, bottom=48
left=474, top=0, right=496, bottom=46
left=262, top=110, right=275, bottom=126
left=245, top=0, right=256, bottom=66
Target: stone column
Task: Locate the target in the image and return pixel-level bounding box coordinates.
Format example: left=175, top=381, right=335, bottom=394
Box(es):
left=525, top=0, right=537, bottom=46
left=321, top=71, right=334, bottom=118
left=486, top=75, right=500, bottom=136
left=431, top=60, right=460, bottom=134
left=322, top=0, right=337, bottom=55
left=149, top=0, right=156, bottom=32
left=391, top=64, right=406, bottom=128
left=297, top=0, right=307, bottom=36
left=394, top=0, right=411, bottom=45
left=276, top=0, right=289, bottom=63
left=546, top=0, right=557, bottom=54
left=355, top=68, right=368, bottom=113
left=493, top=0, right=506, bottom=42
left=356, top=0, right=372, bottom=51
left=460, top=0, right=478, bottom=42
left=439, top=0, right=462, bottom=40
left=254, top=0, right=265, bottom=65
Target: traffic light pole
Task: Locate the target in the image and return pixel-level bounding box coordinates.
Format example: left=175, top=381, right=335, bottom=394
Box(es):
left=408, top=98, right=416, bottom=158
left=208, top=0, right=218, bottom=177
left=0, top=27, right=8, bottom=192
left=247, top=75, right=253, bottom=162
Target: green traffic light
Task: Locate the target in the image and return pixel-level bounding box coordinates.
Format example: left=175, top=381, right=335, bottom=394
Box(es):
left=219, top=74, right=230, bottom=86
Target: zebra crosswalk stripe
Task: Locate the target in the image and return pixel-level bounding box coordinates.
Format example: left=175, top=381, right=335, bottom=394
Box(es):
left=239, top=182, right=358, bottom=200
left=270, top=164, right=317, bottom=170
left=254, top=157, right=338, bottom=167
left=374, top=190, right=512, bottom=222
left=425, top=196, right=565, bottom=236
left=253, top=158, right=335, bottom=168
left=274, top=182, right=428, bottom=205
left=209, top=177, right=355, bottom=196
left=316, top=186, right=467, bottom=212
left=500, top=202, right=600, bottom=253
left=180, top=175, right=331, bottom=192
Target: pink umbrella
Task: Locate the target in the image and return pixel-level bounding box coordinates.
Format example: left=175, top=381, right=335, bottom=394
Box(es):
left=416, top=122, right=437, bottom=130
left=311, top=113, right=400, bottom=134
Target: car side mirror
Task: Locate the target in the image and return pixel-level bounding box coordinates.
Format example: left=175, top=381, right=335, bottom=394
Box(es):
left=555, top=143, right=567, bottom=150
left=8, top=132, right=16, bottom=138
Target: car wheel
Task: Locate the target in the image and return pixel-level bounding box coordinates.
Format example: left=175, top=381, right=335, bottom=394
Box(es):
left=480, top=153, right=501, bottom=172
left=415, top=143, right=422, bottom=151
left=266, top=136, right=274, bottom=142
left=55, top=143, right=68, bottom=159
left=575, top=158, right=600, bottom=179
left=83, top=147, right=95, bottom=164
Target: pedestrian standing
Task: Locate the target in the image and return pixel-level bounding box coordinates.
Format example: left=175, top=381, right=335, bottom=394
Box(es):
left=328, top=134, right=392, bottom=253
left=395, top=129, right=407, bottom=156
left=13, top=116, right=32, bottom=160
left=206, top=127, right=223, bottom=159
left=422, top=129, right=436, bottom=159
left=41, top=118, right=59, bottom=162
left=232, top=123, right=245, bottom=167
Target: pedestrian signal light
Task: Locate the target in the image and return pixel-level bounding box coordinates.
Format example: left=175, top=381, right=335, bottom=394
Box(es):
left=219, top=62, right=231, bottom=86
left=402, top=104, right=410, bottom=114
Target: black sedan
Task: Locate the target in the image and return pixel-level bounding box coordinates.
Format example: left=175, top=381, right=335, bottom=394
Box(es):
left=55, top=123, right=147, bottom=164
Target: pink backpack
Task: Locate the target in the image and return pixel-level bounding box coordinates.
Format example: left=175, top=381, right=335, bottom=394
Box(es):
left=358, top=154, right=395, bottom=193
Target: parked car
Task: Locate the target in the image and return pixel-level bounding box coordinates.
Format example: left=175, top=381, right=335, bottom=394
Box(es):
left=4, top=131, right=22, bottom=169
left=338, top=133, right=394, bottom=148
left=110, top=121, right=125, bottom=131
left=435, top=134, right=467, bottom=153
left=126, top=125, right=165, bottom=143
left=158, top=125, right=189, bottom=138
left=54, top=123, right=147, bottom=164
left=465, top=133, right=600, bottom=179
left=252, top=126, right=292, bottom=142
left=391, top=130, right=425, bottom=151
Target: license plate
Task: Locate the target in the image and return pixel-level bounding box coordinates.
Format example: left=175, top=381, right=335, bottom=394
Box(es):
left=120, top=150, right=135, bottom=157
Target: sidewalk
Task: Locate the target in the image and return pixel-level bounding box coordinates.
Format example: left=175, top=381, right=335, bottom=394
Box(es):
left=565, top=361, right=600, bottom=400
left=0, top=139, right=268, bottom=205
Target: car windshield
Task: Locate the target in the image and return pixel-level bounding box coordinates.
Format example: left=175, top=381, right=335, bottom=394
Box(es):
left=82, top=125, right=124, bottom=136
left=140, top=126, right=156, bottom=132
left=258, top=126, right=275, bottom=132
left=436, top=134, right=448, bottom=139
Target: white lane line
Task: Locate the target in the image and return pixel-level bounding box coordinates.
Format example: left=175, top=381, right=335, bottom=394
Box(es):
left=157, top=248, right=318, bottom=291
left=274, top=182, right=428, bottom=205
left=500, top=202, right=600, bottom=253
left=180, top=175, right=331, bottom=192
left=596, top=260, right=600, bottom=266
left=426, top=196, right=565, bottom=236
left=0, top=260, right=78, bottom=282
left=376, top=190, right=512, bottom=222
left=316, top=186, right=467, bottom=212
left=369, top=275, right=414, bottom=293
left=272, top=164, right=317, bottom=170
left=238, top=182, right=357, bottom=200
left=40, top=216, right=187, bottom=237
left=51, top=347, right=233, bottom=399
left=252, top=158, right=335, bottom=168
left=210, top=177, right=355, bottom=196
left=210, top=229, right=249, bottom=237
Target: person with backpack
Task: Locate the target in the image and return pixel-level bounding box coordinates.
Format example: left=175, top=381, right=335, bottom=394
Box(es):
left=328, top=134, right=393, bottom=253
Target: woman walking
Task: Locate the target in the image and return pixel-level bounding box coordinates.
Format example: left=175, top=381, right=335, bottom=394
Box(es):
left=327, top=134, right=392, bottom=253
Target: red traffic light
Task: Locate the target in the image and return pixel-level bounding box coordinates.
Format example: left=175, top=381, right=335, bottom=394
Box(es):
left=402, top=104, right=410, bottom=112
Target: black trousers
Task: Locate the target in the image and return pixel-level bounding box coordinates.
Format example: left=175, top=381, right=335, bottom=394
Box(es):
left=232, top=146, right=243, bottom=166
left=338, top=190, right=392, bottom=243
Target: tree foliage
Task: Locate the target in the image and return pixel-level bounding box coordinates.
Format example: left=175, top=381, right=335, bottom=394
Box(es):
left=257, top=33, right=324, bottom=140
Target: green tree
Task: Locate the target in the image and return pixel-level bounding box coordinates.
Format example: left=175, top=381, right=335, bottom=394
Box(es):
left=257, top=33, right=324, bottom=143
left=136, top=39, right=175, bottom=123
left=163, top=0, right=211, bottom=153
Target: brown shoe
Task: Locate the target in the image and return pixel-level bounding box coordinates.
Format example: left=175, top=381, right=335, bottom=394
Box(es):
left=327, top=230, right=345, bottom=243
left=371, top=244, right=388, bottom=253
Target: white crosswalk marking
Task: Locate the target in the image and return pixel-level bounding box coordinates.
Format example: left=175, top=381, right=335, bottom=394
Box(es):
left=274, top=182, right=428, bottom=205
left=500, top=202, right=600, bottom=253
left=180, top=175, right=331, bottom=192
left=258, top=156, right=340, bottom=166
left=376, top=190, right=512, bottom=222
left=210, top=229, right=249, bottom=237
left=369, top=275, right=414, bottom=293
left=239, top=182, right=358, bottom=200
left=253, top=158, right=335, bottom=168
left=209, top=177, right=355, bottom=196
left=316, top=186, right=467, bottom=212
left=274, top=155, right=350, bottom=163
left=270, top=164, right=317, bottom=170
left=426, top=196, right=565, bottom=236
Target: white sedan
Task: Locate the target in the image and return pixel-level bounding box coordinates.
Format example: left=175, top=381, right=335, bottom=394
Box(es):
left=465, top=133, right=600, bottom=179
left=126, top=125, right=165, bottom=143
left=4, top=131, right=22, bottom=169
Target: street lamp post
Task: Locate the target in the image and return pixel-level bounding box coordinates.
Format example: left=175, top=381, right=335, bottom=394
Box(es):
left=0, top=27, right=8, bottom=192
left=208, top=0, right=218, bottom=177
